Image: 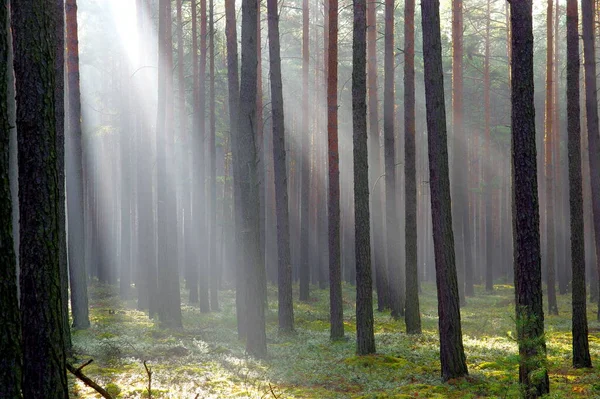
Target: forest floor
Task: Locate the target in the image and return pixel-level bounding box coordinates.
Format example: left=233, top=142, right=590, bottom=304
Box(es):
left=69, top=280, right=600, bottom=399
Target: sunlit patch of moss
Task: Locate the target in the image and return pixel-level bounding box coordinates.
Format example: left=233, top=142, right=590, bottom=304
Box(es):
left=345, top=354, right=409, bottom=369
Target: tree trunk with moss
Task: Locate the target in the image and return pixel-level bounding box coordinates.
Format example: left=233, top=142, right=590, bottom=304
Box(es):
left=509, top=1, right=550, bottom=397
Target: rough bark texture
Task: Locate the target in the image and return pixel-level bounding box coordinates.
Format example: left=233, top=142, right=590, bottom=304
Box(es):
left=509, top=1, right=550, bottom=397
left=54, top=0, right=71, bottom=352
left=353, top=0, right=376, bottom=356
left=237, top=0, right=267, bottom=357
left=404, top=0, right=421, bottom=335
left=420, top=0, right=468, bottom=381
left=544, top=0, right=558, bottom=315
left=0, top=2, right=21, bottom=397
left=328, top=0, right=344, bottom=341
left=267, top=0, right=294, bottom=333
left=582, top=0, right=600, bottom=321
left=12, top=0, right=70, bottom=396
left=567, top=0, right=592, bottom=369
left=66, top=0, right=90, bottom=328
left=385, top=0, right=403, bottom=318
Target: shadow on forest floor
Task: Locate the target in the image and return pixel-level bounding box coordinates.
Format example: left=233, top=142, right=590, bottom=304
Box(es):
left=69, top=281, right=600, bottom=398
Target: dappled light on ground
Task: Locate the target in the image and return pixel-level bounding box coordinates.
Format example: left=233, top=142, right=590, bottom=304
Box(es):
left=69, top=283, right=600, bottom=398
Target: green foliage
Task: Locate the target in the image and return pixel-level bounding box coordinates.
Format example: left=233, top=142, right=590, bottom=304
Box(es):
left=69, top=282, right=600, bottom=398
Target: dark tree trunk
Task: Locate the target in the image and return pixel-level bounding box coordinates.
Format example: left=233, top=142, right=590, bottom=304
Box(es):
left=509, top=1, right=550, bottom=397
left=420, top=0, right=468, bottom=381
left=0, top=3, right=21, bottom=397
left=237, top=0, right=267, bottom=357
left=225, top=0, right=246, bottom=340
left=567, top=0, right=592, bottom=369
left=404, top=0, right=421, bottom=335
left=328, top=0, right=344, bottom=341
left=582, top=0, right=600, bottom=321
left=54, top=0, right=71, bottom=353
left=385, top=0, right=403, bottom=318
left=267, top=0, right=294, bottom=333
left=12, top=0, right=70, bottom=395
left=353, top=0, right=375, bottom=355
left=66, top=0, right=90, bottom=328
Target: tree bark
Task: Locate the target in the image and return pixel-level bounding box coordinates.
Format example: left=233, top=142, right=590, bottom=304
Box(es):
left=567, top=0, right=592, bottom=369
left=0, top=2, right=21, bottom=397
left=421, top=0, right=468, bottom=381
left=12, top=0, right=70, bottom=395
left=509, top=1, right=550, bottom=396
left=353, top=0, right=375, bottom=356
left=328, top=0, right=344, bottom=341
left=267, top=0, right=294, bottom=333
left=237, top=0, right=267, bottom=357
left=544, top=0, right=558, bottom=315
left=404, top=0, right=421, bottom=334
left=582, top=0, right=600, bottom=321
left=66, top=0, right=90, bottom=328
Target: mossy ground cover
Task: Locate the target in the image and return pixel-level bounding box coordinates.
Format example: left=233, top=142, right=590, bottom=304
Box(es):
left=70, top=282, right=600, bottom=398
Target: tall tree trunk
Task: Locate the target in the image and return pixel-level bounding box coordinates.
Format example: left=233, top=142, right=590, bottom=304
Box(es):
left=353, top=0, right=375, bottom=355
left=66, top=0, right=90, bottom=328
left=368, top=0, right=387, bottom=311
left=299, top=0, right=310, bottom=302
left=0, top=2, right=21, bottom=396
left=385, top=0, right=403, bottom=318
left=267, top=0, right=294, bottom=333
left=225, top=0, right=246, bottom=339
left=328, top=0, right=344, bottom=341
left=484, top=0, right=493, bottom=292
left=198, top=0, right=210, bottom=312
left=404, top=0, right=421, bottom=334
left=509, top=1, right=550, bottom=396
left=451, top=0, right=465, bottom=304
left=582, top=0, right=600, bottom=321
left=209, top=0, right=219, bottom=311
left=156, top=0, right=183, bottom=329
left=237, top=0, right=267, bottom=357
left=12, top=0, right=70, bottom=395
left=544, top=0, right=558, bottom=315
left=567, top=0, right=592, bottom=368
left=188, top=0, right=199, bottom=304
left=54, top=0, right=71, bottom=352
left=421, top=0, right=468, bottom=381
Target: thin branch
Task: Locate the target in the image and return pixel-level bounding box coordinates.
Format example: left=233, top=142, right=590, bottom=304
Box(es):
left=144, top=360, right=153, bottom=399
left=66, top=362, right=114, bottom=399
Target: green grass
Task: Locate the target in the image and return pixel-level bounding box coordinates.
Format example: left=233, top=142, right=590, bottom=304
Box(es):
left=69, top=282, right=600, bottom=398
